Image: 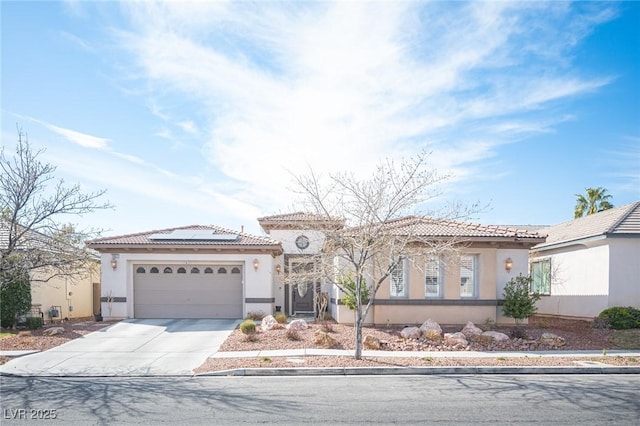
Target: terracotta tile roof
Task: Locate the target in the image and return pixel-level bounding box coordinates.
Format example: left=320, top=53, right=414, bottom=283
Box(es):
left=345, top=216, right=546, bottom=241
left=533, top=201, right=640, bottom=249
left=86, top=224, right=282, bottom=250
left=258, top=211, right=345, bottom=231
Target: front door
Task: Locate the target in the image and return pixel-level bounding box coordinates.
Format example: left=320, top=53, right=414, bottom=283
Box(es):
left=290, top=260, right=315, bottom=314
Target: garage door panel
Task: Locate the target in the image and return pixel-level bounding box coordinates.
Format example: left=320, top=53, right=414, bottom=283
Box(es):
left=134, top=264, right=243, bottom=319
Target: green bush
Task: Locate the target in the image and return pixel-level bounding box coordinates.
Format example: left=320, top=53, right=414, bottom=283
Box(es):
left=239, top=319, right=256, bottom=334
left=26, top=317, right=43, bottom=330
left=0, top=258, right=32, bottom=329
left=337, top=273, right=369, bottom=311
left=501, top=274, right=540, bottom=325
left=598, top=307, right=640, bottom=330
left=274, top=313, right=287, bottom=324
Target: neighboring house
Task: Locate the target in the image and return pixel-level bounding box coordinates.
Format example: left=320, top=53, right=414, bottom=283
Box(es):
left=0, top=220, right=99, bottom=322
left=259, top=213, right=545, bottom=325
left=86, top=225, right=283, bottom=319
left=530, top=201, right=640, bottom=320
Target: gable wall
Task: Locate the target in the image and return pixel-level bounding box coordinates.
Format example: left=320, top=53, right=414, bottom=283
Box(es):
left=608, top=238, right=640, bottom=307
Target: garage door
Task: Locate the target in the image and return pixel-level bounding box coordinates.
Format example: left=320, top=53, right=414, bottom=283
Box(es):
left=134, top=264, right=243, bottom=319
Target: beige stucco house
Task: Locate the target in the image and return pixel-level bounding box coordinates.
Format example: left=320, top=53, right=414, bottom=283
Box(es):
left=530, top=201, right=640, bottom=320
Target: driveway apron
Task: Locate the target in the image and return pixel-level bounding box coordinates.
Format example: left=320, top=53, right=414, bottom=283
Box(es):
left=0, top=319, right=240, bottom=377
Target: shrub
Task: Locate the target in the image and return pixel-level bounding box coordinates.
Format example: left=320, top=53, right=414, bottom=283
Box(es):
left=598, top=307, right=640, bottom=330
left=502, top=274, right=540, bottom=325
left=509, top=326, right=528, bottom=340
left=243, top=333, right=259, bottom=342
left=286, top=329, right=301, bottom=341
left=320, top=321, right=335, bottom=333
left=239, top=319, right=257, bottom=334
left=26, top=317, right=43, bottom=330
left=0, top=258, right=32, bottom=329
left=274, top=313, right=287, bottom=324
left=245, top=311, right=266, bottom=321
left=337, top=273, right=369, bottom=311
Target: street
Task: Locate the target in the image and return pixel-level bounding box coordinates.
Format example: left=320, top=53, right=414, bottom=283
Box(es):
left=1, top=375, right=639, bottom=425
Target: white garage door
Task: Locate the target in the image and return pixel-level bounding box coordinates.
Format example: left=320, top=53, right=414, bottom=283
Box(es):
left=134, top=264, right=243, bottom=319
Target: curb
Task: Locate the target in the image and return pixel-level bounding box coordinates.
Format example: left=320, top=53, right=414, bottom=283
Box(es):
left=199, top=366, right=640, bottom=377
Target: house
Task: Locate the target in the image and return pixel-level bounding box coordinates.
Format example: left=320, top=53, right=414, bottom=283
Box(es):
left=86, top=225, right=282, bottom=319
left=0, top=220, right=99, bottom=323
left=529, top=201, right=640, bottom=320
left=88, top=215, right=546, bottom=325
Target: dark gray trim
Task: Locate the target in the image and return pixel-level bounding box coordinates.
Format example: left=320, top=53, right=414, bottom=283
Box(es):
left=348, top=298, right=501, bottom=306
left=100, top=297, right=127, bottom=303
left=245, top=298, right=275, bottom=303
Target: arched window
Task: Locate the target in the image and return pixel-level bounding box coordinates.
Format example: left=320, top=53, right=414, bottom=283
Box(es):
left=191, top=267, right=200, bottom=274
left=163, top=267, right=173, bottom=274
left=136, top=267, right=146, bottom=273
left=177, top=267, right=186, bottom=274
left=231, top=267, right=241, bottom=274
left=217, top=267, right=227, bottom=274
left=204, top=267, right=213, bottom=274
left=150, top=267, right=159, bottom=274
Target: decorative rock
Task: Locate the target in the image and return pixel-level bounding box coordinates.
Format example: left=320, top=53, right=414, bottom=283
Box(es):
left=400, top=326, right=422, bottom=340
left=540, top=332, right=566, bottom=347
left=444, top=332, right=468, bottom=347
left=461, top=321, right=483, bottom=339
left=261, top=315, right=278, bottom=331
left=314, top=330, right=337, bottom=348
left=481, top=330, right=510, bottom=342
left=43, top=327, right=65, bottom=336
left=286, top=319, right=308, bottom=331
left=364, top=335, right=381, bottom=350
left=419, top=319, right=442, bottom=336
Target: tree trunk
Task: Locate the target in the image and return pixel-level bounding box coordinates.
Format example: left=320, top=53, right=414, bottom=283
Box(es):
left=354, top=306, right=363, bottom=360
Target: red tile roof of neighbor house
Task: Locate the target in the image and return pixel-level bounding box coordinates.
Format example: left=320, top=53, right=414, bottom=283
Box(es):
left=258, top=211, right=346, bottom=230
left=533, top=201, right=640, bottom=250
left=85, top=224, right=282, bottom=251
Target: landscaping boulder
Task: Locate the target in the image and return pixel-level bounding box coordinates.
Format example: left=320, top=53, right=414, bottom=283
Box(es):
left=540, top=332, right=566, bottom=347
left=461, top=321, right=483, bottom=339
left=419, top=319, right=442, bottom=336
left=43, top=327, right=65, bottom=336
left=314, top=330, right=337, bottom=348
left=364, top=335, right=381, bottom=350
left=261, top=315, right=278, bottom=331
left=400, top=326, right=422, bottom=340
left=444, top=332, right=468, bottom=347
left=481, top=330, right=510, bottom=342
left=286, top=319, right=308, bottom=331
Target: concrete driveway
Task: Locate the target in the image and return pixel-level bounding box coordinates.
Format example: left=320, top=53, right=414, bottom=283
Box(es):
left=0, top=319, right=240, bottom=377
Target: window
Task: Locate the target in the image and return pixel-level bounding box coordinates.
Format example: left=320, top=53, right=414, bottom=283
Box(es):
left=425, top=257, right=441, bottom=297
left=390, top=258, right=408, bottom=298
left=217, top=267, right=227, bottom=274
left=136, top=267, right=146, bottom=274
left=150, top=267, right=159, bottom=274
left=231, top=267, right=241, bottom=274
left=177, top=267, right=186, bottom=274
left=191, top=267, right=200, bottom=274
left=163, top=267, right=173, bottom=274
left=531, top=259, right=551, bottom=295
left=460, top=255, right=477, bottom=298
left=204, top=267, right=213, bottom=274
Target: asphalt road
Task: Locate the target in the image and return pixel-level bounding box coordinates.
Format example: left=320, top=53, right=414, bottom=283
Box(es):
left=1, top=375, right=639, bottom=425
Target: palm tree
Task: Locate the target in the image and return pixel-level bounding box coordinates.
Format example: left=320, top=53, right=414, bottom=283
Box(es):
left=574, top=187, right=614, bottom=218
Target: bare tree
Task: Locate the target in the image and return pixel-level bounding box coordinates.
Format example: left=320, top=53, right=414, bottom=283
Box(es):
left=0, top=127, right=111, bottom=284
left=291, top=151, right=474, bottom=359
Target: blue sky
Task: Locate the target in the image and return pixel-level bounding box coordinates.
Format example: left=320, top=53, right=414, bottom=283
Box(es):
left=1, top=1, right=639, bottom=237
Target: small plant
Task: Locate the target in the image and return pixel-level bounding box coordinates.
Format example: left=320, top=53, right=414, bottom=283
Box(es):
left=422, top=356, right=433, bottom=362
left=509, top=326, right=528, bottom=340
left=286, top=328, right=301, bottom=341
left=337, top=273, right=369, bottom=311
left=274, top=313, right=287, bottom=324
left=497, top=356, right=506, bottom=361
left=629, top=357, right=637, bottom=362
left=320, top=321, right=335, bottom=333
left=602, top=348, right=607, bottom=356
left=536, top=317, right=550, bottom=329
left=260, top=356, right=271, bottom=363
left=26, top=317, right=43, bottom=330
left=502, top=274, right=541, bottom=325
left=598, top=306, right=640, bottom=330
left=481, top=317, right=496, bottom=331
left=239, top=319, right=256, bottom=334
left=245, top=311, right=266, bottom=321
left=243, top=333, right=259, bottom=342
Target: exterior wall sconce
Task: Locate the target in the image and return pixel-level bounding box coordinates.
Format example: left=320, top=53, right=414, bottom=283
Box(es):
left=275, top=264, right=281, bottom=274
left=110, top=254, right=119, bottom=270
left=253, top=258, right=259, bottom=271
left=505, top=257, right=513, bottom=272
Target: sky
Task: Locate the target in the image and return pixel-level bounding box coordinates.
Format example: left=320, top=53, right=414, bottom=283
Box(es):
left=1, top=1, right=639, bottom=238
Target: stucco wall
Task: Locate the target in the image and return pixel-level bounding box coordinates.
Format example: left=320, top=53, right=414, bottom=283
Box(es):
left=608, top=238, right=640, bottom=307
left=100, top=252, right=274, bottom=319
left=30, top=264, right=98, bottom=321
